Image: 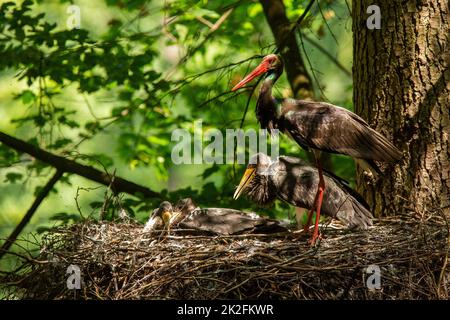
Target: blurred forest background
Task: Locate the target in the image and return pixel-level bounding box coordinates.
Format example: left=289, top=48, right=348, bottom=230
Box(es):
left=0, top=0, right=353, bottom=272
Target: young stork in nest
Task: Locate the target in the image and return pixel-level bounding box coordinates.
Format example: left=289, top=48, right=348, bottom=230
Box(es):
left=143, top=198, right=288, bottom=236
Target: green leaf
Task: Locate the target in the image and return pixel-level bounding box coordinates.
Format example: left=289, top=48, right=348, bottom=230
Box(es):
left=201, top=164, right=220, bottom=179
left=18, top=90, right=36, bottom=104
left=189, top=8, right=220, bottom=19
left=147, top=135, right=169, bottom=146
left=34, top=186, right=43, bottom=196
left=48, top=138, right=72, bottom=149
left=174, top=24, right=188, bottom=41
left=89, top=201, right=104, bottom=209
left=85, top=121, right=100, bottom=133
left=4, top=172, right=23, bottom=183
left=50, top=212, right=81, bottom=222
left=36, top=226, right=52, bottom=234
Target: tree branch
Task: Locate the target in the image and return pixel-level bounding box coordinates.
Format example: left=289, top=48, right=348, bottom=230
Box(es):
left=302, top=32, right=351, bottom=77
left=0, top=131, right=161, bottom=199
left=0, top=170, right=63, bottom=260
left=260, top=0, right=315, bottom=99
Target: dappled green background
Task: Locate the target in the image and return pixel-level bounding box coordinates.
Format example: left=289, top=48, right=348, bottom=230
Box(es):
left=0, top=0, right=353, bottom=271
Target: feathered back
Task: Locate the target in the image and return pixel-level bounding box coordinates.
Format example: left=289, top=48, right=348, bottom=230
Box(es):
left=280, top=101, right=402, bottom=162
left=272, top=156, right=373, bottom=230
left=178, top=208, right=288, bottom=235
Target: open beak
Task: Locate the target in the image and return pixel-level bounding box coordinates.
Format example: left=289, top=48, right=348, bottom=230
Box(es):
left=168, top=210, right=182, bottom=225
left=231, top=60, right=270, bottom=91
left=233, top=167, right=256, bottom=200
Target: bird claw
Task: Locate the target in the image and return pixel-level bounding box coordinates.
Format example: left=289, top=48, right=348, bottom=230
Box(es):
left=302, top=225, right=311, bottom=233
left=307, top=233, right=322, bottom=246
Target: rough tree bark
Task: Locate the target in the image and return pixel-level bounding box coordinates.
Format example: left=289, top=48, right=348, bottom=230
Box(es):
left=353, top=1, right=449, bottom=217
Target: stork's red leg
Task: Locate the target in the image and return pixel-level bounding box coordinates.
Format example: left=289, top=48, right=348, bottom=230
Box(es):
left=308, top=152, right=326, bottom=245
left=309, top=182, right=324, bottom=245
left=303, top=192, right=319, bottom=232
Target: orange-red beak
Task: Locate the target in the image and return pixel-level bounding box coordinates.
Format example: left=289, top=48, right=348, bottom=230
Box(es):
left=231, top=60, right=270, bottom=91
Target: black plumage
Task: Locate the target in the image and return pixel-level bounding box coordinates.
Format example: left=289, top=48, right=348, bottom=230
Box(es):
left=232, top=54, right=399, bottom=243
left=232, top=54, right=402, bottom=175
left=280, top=100, right=402, bottom=169
left=234, top=153, right=373, bottom=231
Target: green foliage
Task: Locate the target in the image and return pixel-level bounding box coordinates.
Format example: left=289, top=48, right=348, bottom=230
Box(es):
left=0, top=0, right=354, bottom=231
left=4, top=172, right=23, bottom=183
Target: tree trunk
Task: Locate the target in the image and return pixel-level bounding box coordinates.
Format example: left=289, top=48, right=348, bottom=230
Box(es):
left=353, top=1, right=450, bottom=217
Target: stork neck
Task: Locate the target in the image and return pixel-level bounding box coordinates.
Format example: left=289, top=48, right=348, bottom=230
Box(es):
left=245, top=173, right=277, bottom=206
left=259, top=72, right=278, bottom=102
left=256, top=72, right=280, bottom=130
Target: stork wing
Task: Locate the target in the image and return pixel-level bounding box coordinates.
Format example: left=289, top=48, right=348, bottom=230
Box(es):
left=280, top=100, right=402, bottom=162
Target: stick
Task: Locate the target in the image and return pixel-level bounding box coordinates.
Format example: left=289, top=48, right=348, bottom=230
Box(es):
left=0, top=131, right=161, bottom=199
left=0, top=170, right=63, bottom=260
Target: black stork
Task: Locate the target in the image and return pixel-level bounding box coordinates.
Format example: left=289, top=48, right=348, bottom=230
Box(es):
left=233, top=153, right=373, bottom=243
left=231, top=54, right=401, bottom=243
left=144, top=198, right=288, bottom=236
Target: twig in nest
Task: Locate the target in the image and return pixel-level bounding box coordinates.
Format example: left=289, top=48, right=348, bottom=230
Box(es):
left=1, top=216, right=449, bottom=300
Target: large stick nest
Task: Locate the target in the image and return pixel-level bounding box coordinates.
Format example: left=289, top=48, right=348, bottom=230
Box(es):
left=2, top=215, right=449, bottom=299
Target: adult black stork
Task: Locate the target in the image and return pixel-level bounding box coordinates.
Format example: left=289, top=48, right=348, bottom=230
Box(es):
left=231, top=54, right=401, bottom=241
left=233, top=153, right=373, bottom=244
left=144, top=198, right=288, bottom=236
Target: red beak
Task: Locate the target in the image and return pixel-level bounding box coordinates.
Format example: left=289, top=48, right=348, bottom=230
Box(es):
left=231, top=60, right=270, bottom=91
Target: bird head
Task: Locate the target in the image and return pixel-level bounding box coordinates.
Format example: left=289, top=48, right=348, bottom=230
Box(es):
left=233, top=153, right=274, bottom=200
left=175, top=198, right=199, bottom=214
left=158, top=201, right=174, bottom=225
left=144, top=201, right=174, bottom=232
left=231, top=54, right=283, bottom=91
